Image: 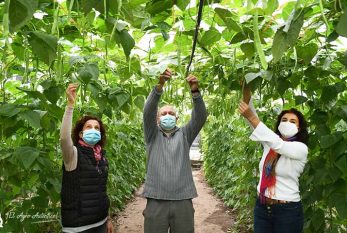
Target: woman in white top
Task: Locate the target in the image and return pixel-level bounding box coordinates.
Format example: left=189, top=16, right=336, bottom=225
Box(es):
left=239, top=85, right=309, bottom=233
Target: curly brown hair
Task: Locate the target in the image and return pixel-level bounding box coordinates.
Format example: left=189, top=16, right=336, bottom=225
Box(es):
left=72, top=116, right=106, bottom=147
left=274, top=108, right=309, bottom=145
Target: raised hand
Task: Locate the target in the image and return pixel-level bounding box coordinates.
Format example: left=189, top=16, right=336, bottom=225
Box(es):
left=107, top=219, right=114, bottom=233
left=157, top=68, right=172, bottom=92
left=66, top=83, right=78, bottom=108
left=239, top=101, right=260, bottom=128
left=186, top=74, right=199, bottom=92
left=159, top=68, right=172, bottom=85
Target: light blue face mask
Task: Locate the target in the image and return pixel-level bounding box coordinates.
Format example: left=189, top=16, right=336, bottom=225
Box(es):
left=159, top=115, right=176, bottom=131
left=82, top=129, right=101, bottom=146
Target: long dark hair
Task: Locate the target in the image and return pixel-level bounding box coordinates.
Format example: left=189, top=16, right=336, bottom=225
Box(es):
left=274, top=108, right=309, bottom=145
left=72, top=116, right=106, bottom=147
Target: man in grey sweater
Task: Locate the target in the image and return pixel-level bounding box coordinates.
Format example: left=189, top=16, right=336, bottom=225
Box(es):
left=142, top=69, right=207, bottom=233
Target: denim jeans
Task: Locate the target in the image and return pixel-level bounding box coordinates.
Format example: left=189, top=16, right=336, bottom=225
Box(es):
left=254, top=198, right=304, bottom=233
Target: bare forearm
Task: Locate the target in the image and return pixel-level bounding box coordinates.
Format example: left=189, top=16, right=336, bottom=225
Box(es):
left=239, top=101, right=260, bottom=128
left=60, top=107, right=76, bottom=165
left=246, top=115, right=260, bottom=128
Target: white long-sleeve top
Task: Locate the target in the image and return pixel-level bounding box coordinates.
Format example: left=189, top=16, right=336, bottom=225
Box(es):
left=248, top=101, right=308, bottom=202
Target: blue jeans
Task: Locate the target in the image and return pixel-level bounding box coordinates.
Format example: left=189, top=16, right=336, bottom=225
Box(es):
left=254, top=198, right=304, bottom=233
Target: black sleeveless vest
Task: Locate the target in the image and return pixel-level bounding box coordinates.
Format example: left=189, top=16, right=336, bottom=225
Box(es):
left=61, top=144, right=109, bottom=227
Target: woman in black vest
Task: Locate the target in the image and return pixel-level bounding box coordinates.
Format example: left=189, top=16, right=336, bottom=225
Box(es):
left=60, top=83, right=113, bottom=233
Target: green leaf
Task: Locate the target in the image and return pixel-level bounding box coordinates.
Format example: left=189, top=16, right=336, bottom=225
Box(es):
left=294, top=95, right=308, bottom=105
left=281, top=1, right=296, bottom=20
left=146, top=0, right=173, bottom=15
left=114, top=29, right=135, bottom=58
left=336, top=10, right=347, bottom=37
left=286, top=10, right=305, bottom=47
left=13, top=146, right=40, bottom=170
left=116, top=93, right=130, bottom=108
left=134, top=96, right=145, bottom=109
left=241, top=42, right=255, bottom=59
left=28, top=31, right=58, bottom=66
left=12, top=42, right=25, bottom=60
left=311, top=209, right=325, bottom=231
left=245, top=72, right=260, bottom=83
left=215, top=7, right=242, bottom=32
left=245, top=70, right=272, bottom=84
left=296, top=43, right=318, bottom=65
left=129, top=0, right=149, bottom=7
left=0, top=104, right=21, bottom=117
left=338, top=105, right=347, bottom=122
left=200, top=28, right=222, bottom=47
left=9, top=0, right=38, bottom=32
left=277, top=78, right=291, bottom=96
left=175, top=0, right=190, bottom=10
left=230, top=32, right=247, bottom=44
left=326, top=31, right=339, bottom=43
left=320, top=133, right=343, bottom=149
left=264, top=0, right=278, bottom=15
left=338, top=51, right=347, bottom=68
left=333, top=192, right=347, bottom=219
left=158, top=22, right=171, bottom=40
left=321, top=85, right=338, bottom=104
left=272, top=9, right=305, bottom=62
left=108, top=88, right=130, bottom=108
left=68, top=0, right=120, bottom=15
left=78, top=63, right=99, bottom=84
left=43, top=86, right=63, bottom=104
left=272, top=30, right=288, bottom=63
left=80, top=0, right=104, bottom=14
left=17, top=88, right=46, bottom=100
left=336, top=155, right=347, bottom=177
left=311, top=110, right=329, bottom=125
left=19, top=110, right=41, bottom=129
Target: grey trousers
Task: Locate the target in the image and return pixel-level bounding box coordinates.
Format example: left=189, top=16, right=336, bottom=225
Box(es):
left=143, top=198, right=195, bottom=233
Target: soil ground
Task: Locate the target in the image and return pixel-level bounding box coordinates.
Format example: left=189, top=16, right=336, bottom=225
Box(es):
left=114, top=169, right=234, bottom=233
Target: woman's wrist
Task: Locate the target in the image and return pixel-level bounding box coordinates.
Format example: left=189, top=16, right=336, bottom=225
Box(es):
left=67, top=103, right=74, bottom=108
left=248, top=115, right=260, bottom=128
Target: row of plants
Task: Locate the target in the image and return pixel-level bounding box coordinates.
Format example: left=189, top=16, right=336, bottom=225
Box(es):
left=0, top=78, right=147, bottom=232
left=198, top=0, right=347, bottom=232
left=202, top=93, right=261, bottom=232
left=1, top=0, right=151, bottom=231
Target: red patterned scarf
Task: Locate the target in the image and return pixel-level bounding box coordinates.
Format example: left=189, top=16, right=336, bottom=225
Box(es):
left=78, top=139, right=102, bottom=163
left=259, top=149, right=280, bottom=203
left=259, top=136, right=296, bottom=203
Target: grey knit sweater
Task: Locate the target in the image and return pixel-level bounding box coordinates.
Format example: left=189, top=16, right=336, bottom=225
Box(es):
left=142, top=87, right=207, bottom=200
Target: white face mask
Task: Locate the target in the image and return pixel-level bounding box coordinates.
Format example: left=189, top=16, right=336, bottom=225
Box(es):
left=278, top=121, right=299, bottom=138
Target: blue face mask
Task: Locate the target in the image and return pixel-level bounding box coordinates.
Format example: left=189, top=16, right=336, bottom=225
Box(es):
left=159, top=115, right=176, bottom=131
left=82, top=129, right=101, bottom=146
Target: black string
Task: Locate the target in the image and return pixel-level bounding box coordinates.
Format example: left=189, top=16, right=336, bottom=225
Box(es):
left=185, top=0, right=204, bottom=77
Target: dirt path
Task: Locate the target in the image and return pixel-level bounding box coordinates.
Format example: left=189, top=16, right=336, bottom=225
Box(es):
left=114, top=169, right=234, bottom=233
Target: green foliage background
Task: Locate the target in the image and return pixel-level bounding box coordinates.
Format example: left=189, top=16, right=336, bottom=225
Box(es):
left=0, top=0, right=347, bottom=232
